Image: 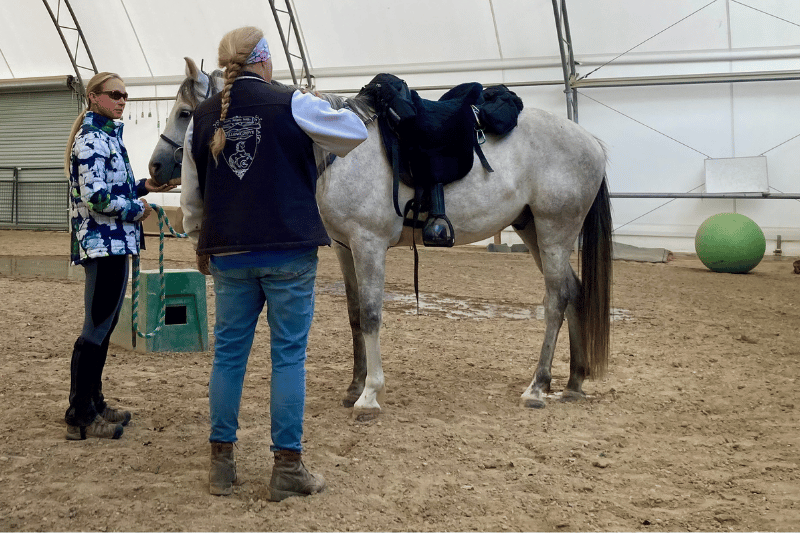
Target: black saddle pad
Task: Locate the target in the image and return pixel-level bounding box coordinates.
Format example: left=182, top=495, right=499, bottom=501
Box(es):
left=404, top=82, right=483, bottom=186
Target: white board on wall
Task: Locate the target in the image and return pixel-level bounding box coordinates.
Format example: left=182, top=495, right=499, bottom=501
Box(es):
left=704, top=156, right=768, bottom=193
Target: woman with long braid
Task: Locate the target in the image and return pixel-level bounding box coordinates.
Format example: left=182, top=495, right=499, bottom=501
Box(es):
left=181, top=26, right=367, bottom=499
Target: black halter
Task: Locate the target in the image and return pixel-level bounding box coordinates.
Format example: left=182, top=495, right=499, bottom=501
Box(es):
left=159, top=71, right=219, bottom=168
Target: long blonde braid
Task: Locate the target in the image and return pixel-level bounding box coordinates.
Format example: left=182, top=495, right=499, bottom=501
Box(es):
left=209, top=26, right=264, bottom=165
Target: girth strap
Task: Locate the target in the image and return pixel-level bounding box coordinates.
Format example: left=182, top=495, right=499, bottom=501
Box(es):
left=474, top=134, right=493, bottom=173
left=402, top=189, right=426, bottom=314
left=392, top=141, right=403, bottom=217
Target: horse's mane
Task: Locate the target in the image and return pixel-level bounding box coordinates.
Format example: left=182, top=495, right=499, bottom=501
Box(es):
left=316, top=91, right=374, bottom=123
left=270, top=80, right=375, bottom=123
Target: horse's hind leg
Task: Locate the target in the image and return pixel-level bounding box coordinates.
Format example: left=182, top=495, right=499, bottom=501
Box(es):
left=562, top=300, right=588, bottom=402
left=334, top=243, right=367, bottom=407
left=515, top=218, right=583, bottom=408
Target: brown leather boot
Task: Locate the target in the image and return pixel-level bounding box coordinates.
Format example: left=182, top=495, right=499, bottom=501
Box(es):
left=209, top=442, right=237, bottom=496
left=268, top=450, right=326, bottom=501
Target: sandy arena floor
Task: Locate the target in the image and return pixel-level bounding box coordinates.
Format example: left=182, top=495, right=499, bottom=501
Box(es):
left=0, top=229, right=798, bottom=531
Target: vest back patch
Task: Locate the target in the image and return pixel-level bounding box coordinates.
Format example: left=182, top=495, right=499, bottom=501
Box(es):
left=216, top=115, right=262, bottom=179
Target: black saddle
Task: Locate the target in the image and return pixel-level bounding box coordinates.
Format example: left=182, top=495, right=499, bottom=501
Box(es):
left=359, top=74, right=523, bottom=247
left=360, top=73, right=523, bottom=197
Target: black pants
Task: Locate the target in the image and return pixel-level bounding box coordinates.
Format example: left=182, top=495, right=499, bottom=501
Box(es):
left=65, top=255, right=129, bottom=427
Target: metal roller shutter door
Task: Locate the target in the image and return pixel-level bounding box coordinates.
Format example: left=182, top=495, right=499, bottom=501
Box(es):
left=0, top=79, right=83, bottom=229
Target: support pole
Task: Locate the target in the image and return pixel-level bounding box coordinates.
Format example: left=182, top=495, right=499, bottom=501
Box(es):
left=560, top=0, right=579, bottom=122
left=41, top=0, right=97, bottom=100
left=12, top=167, right=19, bottom=225
left=268, top=0, right=314, bottom=88
left=551, top=0, right=577, bottom=122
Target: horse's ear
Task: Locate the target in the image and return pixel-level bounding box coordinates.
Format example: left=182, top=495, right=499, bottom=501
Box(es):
left=184, top=57, right=200, bottom=81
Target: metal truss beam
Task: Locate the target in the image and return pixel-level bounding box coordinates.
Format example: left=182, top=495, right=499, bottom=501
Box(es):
left=41, top=0, right=97, bottom=98
left=610, top=192, right=800, bottom=199
left=572, top=69, right=800, bottom=88
left=268, top=0, right=313, bottom=89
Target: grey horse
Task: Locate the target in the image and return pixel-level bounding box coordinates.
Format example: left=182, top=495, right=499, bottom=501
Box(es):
left=150, top=58, right=613, bottom=421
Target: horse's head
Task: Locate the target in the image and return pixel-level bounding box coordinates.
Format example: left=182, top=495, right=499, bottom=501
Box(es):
left=148, top=57, right=223, bottom=185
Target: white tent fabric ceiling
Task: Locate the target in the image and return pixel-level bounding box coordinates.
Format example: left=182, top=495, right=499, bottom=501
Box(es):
left=3, top=1, right=795, bottom=87
left=1, top=0, right=799, bottom=252
left=1, top=0, right=563, bottom=82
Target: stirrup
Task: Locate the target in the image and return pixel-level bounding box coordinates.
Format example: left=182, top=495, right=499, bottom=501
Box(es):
left=422, top=215, right=455, bottom=247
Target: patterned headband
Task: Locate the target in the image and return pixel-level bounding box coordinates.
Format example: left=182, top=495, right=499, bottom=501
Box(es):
left=245, top=37, right=271, bottom=64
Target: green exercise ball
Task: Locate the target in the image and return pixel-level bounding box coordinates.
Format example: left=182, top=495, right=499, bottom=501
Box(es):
left=695, top=213, right=766, bottom=274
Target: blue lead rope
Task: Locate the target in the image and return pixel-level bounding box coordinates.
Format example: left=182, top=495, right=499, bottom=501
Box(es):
left=131, top=204, right=188, bottom=343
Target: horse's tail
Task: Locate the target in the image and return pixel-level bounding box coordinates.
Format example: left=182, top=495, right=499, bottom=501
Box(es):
left=580, top=176, right=612, bottom=379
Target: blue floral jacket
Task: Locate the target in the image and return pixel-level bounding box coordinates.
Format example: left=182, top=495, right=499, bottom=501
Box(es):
left=69, top=112, right=147, bottom=265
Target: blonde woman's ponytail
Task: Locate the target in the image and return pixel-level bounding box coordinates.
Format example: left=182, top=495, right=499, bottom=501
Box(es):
left=64, top=110, right=87, bottom=177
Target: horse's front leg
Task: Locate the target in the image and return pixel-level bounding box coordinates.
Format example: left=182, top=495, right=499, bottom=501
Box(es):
left=349, top=241, right=388, bottom=422
left=334, top=243, right=367, bottom=407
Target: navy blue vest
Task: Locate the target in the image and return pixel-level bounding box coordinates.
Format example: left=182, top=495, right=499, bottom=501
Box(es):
left=191, top=73, right=330, bottom=255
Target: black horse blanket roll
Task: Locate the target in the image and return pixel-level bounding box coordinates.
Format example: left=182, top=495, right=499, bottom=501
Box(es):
left=478, top=84, right=525, bottom=135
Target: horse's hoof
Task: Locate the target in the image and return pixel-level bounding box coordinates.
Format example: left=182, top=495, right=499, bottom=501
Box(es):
left=352, top=408, right=381, bottom=423
left=520, top=397, right=546, bottom=409
left=342, top=389, right=363, bottom=408
left=520, top=385, right=547, bottom=409
left=342, top=396, right=357, bottom=408
left=560, top=390, right=586, bottom=403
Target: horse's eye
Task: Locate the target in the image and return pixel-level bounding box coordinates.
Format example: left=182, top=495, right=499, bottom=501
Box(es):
left=179, top=110, right=192, bottom=119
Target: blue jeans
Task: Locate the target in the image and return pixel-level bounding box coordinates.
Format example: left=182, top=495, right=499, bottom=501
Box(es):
left=208, top=250, right=318, bottom=452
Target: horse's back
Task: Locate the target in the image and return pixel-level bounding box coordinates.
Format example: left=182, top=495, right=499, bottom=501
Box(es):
left=318, top=106, right=607, bottom=248
left=513, top=108, right=606, bottom=173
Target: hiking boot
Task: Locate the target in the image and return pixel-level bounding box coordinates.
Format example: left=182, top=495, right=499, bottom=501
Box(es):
left=101, top=406, right=131, bottom=426
left=66, top=415, right=124, bottom=440
left=209, top=442, right=237, bottom=496
left=268, top=450, right=326, bottom=502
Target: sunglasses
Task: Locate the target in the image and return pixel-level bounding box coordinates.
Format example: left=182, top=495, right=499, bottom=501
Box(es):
left=96, top=90, right=129, bottom=101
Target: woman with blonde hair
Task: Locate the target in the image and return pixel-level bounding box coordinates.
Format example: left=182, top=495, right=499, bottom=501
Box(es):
left=64, top=71, right=173, bottom=440
left=181, top=26, right=368, bottom=500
